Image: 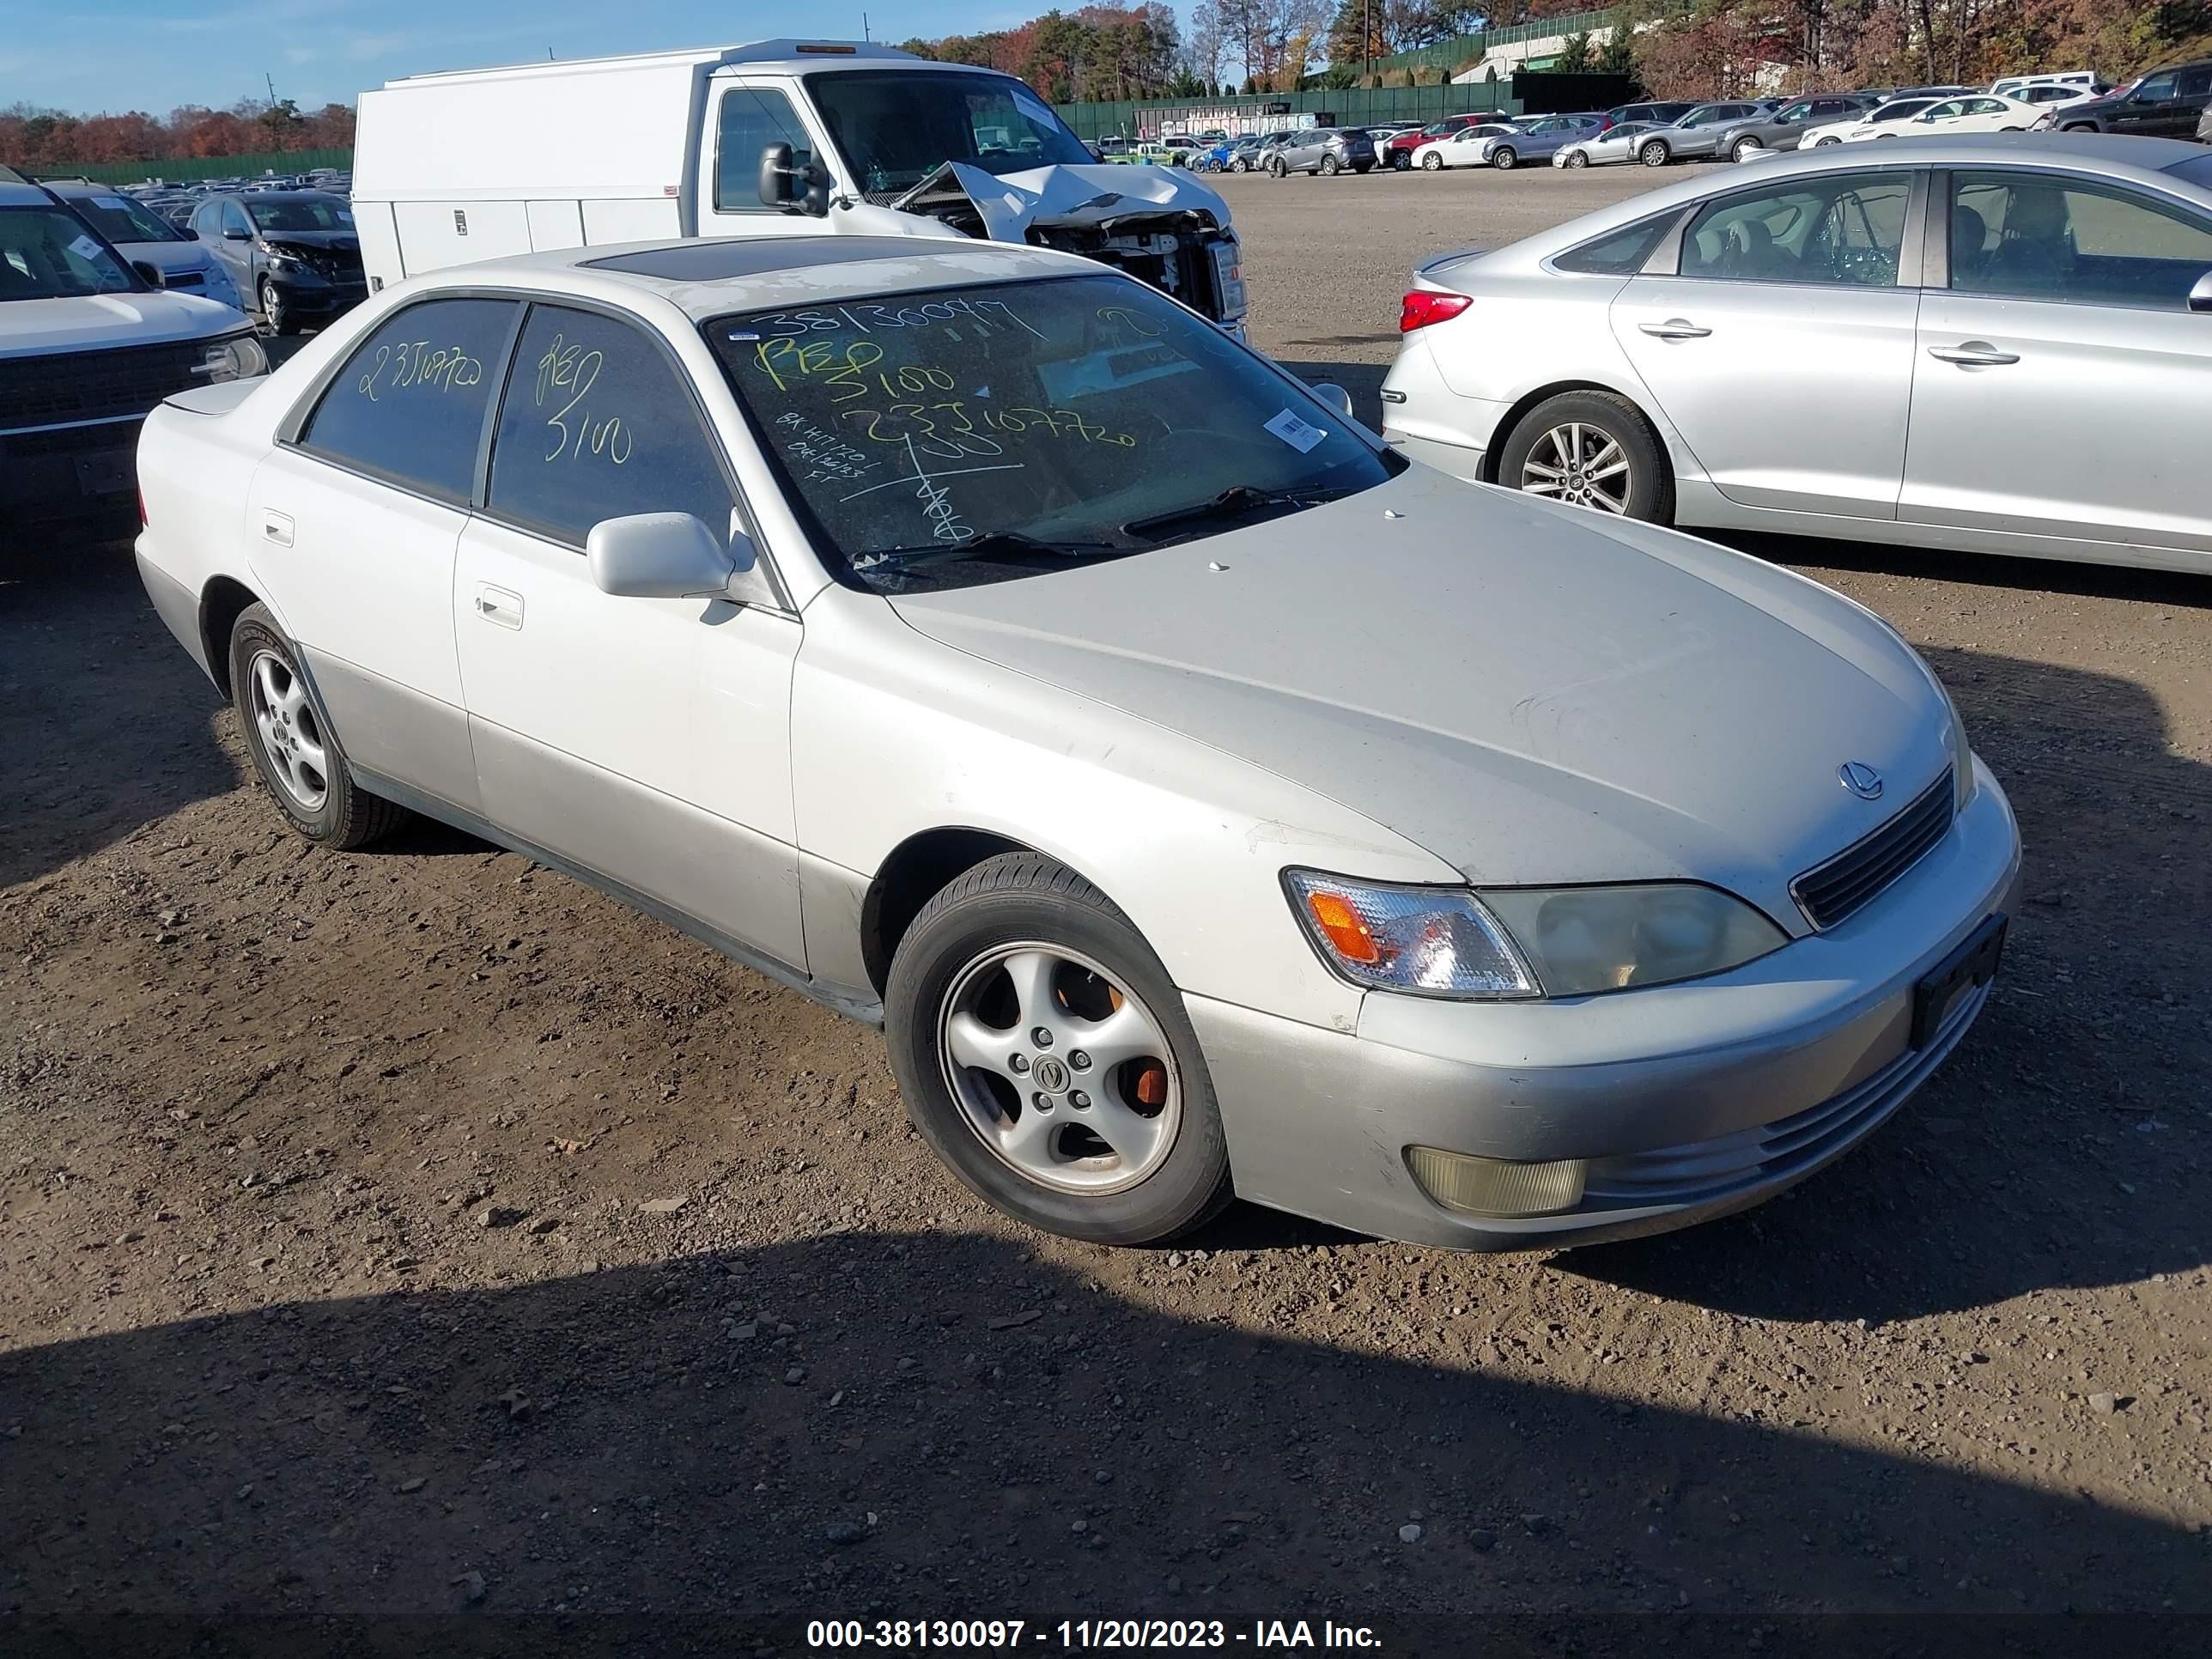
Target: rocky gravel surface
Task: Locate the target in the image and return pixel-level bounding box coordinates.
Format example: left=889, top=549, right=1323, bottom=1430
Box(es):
left=3, top=163, right=2208, bottom=1653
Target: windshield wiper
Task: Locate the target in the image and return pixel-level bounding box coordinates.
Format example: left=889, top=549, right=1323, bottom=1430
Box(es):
left=854, top=532, right=1122, bottom=572
left=1121, top=483, right=1352, bottom=544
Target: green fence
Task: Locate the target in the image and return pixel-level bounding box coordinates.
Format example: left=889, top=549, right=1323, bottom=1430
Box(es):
left=1055, top=82, right=1521, bottom=142
left=27, top=148, right=353, bottom=185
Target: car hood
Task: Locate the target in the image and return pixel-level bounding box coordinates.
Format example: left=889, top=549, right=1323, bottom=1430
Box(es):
left=118, top=241, right=224, bottom=279
left=888, top=467, right=1953, bottom=927
left=889, top=161, right=1234, bottom=238
left=0, top=289, right=249, bottom=356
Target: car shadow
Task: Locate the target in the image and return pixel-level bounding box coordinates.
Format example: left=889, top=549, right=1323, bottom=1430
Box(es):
left=1568, top=637, right=2210, bottom=1322
left=0, top=1231, right=2203, bottom=1645
left=0, top=534, right=241, bottom=890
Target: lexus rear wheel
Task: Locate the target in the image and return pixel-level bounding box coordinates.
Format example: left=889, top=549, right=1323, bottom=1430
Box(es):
left=1498, top=392, right=1671, bottom=524
left=885, top=854, right=1233, bottom=1246
left=1319, top=153, right=1340, bottom=175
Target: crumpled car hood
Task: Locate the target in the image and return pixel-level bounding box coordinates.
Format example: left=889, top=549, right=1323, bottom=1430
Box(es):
left=895, top=160, right=1234, bottom=238
left=888, top=466, right=1953, bottom=927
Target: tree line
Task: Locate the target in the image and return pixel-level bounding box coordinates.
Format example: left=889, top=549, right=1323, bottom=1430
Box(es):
left=0, top=98, right=356, bottom=171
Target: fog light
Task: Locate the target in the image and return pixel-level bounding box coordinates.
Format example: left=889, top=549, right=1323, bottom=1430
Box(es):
left=1407, top=1146, right=1586, bottom=1218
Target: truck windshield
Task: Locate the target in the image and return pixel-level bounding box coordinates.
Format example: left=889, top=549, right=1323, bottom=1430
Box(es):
left=807, top=70, right=1094, bottom=195
left=709, top=272, right=1396, bottom=592
left=0, top=206, right=140, bottom=301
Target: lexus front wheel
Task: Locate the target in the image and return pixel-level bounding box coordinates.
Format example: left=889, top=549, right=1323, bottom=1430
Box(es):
left=885, top=854, right=1233, bottom=1245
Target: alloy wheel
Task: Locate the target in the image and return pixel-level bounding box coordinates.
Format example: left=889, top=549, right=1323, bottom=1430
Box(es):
left=258, top=276, right=283, bottom=336
left=1421, top=151, right=1443, bottom=169
left=1565, top=149, right=1589, bottom=167
left=936, top=941, right=1182, bottom=1196
left=247, top=648, right=330, bottom=810
left=1517, top=422, right=1633, bottom=514
left=1641, top=141, right=1668, bottom=166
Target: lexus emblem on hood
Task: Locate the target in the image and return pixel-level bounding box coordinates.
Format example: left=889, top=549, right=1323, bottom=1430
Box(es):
left=1838, top=762, right=1884, bottom=800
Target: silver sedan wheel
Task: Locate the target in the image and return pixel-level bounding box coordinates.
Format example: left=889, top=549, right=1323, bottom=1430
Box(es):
left=937, top=940, right=1182, bottom=1196
left=1517, top=422, right=1632, bottom=514
left=247, top=647, right=330, bottom=811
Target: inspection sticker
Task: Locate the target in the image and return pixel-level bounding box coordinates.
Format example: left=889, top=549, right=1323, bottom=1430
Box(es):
left=1264, top=408, right=1328, bottom=453
left=95, top=195, right=130, bottom=210
left=68, top=234, right=106, bottom=264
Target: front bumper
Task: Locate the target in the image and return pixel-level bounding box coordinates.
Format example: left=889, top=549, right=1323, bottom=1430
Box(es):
left=270, top=272, right=368, bottom=317
left=1188, top=757, right=2021, bottom=1249
left=1, top=416, right=145, bottom=531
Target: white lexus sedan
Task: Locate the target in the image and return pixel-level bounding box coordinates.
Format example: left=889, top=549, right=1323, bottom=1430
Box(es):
left=1382, top=134, right=2212, bottom=574
left=1841, top=93, right=2045, bottom=141
left=1410, top=123, right=1525, bottom=170
left=135, top=236, right=2019, bottom=1251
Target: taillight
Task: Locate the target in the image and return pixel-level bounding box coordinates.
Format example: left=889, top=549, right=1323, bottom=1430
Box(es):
left=137, top=488, right=148, bottom=528
left=1400, top=290, right=1472, bottom=332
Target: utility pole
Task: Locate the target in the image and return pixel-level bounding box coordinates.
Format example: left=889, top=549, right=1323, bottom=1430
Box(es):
left=264, top=71, right=276, bottom=106
left=863, top=11, right=871, bottom=40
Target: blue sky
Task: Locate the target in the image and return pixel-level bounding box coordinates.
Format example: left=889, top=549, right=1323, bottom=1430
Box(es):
left=1, top=1, right=1048, bottom=118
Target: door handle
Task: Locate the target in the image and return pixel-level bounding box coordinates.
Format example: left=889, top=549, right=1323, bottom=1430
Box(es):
left=473, top=584, right=523, bottom=630
left=1929, top=341, right=2021, bottom=367
left=1639, top=319, right=1712, bottom=340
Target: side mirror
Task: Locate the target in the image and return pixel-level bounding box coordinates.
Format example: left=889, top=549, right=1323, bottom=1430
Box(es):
left=2189, top=270, right=2212, bottom=313
left=757, top=143, right=831, bottom=217
left=224, top=226, right=252, bottom=240
left=131, top=260, right=164, bottom=288
left=587, top=513, right=750, bottom=600
left=1309, top=382, right=1355, bottom=422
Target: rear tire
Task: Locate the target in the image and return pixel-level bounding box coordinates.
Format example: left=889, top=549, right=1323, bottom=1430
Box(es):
left=1565, top=149, right=1589, bottom=168
left=884, top=854, right=1234, bottom=1247
left=1639, top=139, right=1670, bottom=167
left=1421, top=150, right=1443, bottom=170
left=1491, top=144, right=1518, bottom=170
left=1731, top=136, right=1763, bottom=161
left=1496, top=392, right=1673, bottom=525
left=228, top=603, right=408, bottom=848
left=1319, top=154, right=1340, bottom=176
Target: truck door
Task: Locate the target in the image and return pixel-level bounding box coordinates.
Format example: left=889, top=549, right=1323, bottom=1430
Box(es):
left=699, top=76, right=846, bottom=237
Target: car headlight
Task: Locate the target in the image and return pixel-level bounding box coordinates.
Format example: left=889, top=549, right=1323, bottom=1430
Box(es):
left=191, top=331, right=270, bottom=382
left=1931, top=672, right=1974, bottom=813
left=1285, top=872, right=1539, bottom=999
left=1478, top=884, right=1787, bottom=995
left=1286, top=872, right=1786, bottom=1000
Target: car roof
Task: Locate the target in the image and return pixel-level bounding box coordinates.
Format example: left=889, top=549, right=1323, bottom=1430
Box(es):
left=410, top=234, right=1099, bottom=321
left=1, top=181, right=57, bottom=207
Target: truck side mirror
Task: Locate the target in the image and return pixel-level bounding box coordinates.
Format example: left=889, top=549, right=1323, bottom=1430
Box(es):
left=757, top=143, right=831, bottom=217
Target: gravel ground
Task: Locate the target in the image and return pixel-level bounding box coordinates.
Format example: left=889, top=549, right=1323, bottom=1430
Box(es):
left=3, top=163, right=2209, bottom=1652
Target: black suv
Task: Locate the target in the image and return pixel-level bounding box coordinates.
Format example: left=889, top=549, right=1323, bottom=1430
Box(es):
left=2050, top=60, right=2212, bottom=137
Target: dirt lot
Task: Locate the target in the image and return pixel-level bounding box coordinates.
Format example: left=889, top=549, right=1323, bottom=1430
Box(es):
left=3, top=164, right=2209, bottom=1651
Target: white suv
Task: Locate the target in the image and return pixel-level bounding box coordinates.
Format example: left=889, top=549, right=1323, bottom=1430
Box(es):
left=1, top=173, right=264, bottom=535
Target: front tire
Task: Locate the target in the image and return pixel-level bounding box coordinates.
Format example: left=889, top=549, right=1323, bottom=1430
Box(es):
left=1490, top=144, right=1518, bottom=170
left=1496, top=391, right=1673, bottom=524
left=1565, top=149, right=1589, bottom=167
left=1639, top=139, right=1670, bottom=167
left=258, top=276, right=298, bottom=337
left=884, top=854, right=1234, bottom=1246
left=228, top=604, right=407, bottom=848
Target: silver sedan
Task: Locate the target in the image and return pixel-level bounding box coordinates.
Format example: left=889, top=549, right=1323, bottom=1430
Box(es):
left=1383, top=134, right=2212, bottom=574
left=1553, top=121, right=1664, bottom=168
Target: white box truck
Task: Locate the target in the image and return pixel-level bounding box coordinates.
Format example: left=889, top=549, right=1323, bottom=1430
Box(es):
left=352, top=40, right=1247, bottom=331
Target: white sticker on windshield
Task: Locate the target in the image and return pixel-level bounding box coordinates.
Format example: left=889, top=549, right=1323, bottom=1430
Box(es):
left=95, top=195, right=130, bottom=209
left=67, top=234, right=106, bottom=264
left=1264, top=408, right=1328, bottom=453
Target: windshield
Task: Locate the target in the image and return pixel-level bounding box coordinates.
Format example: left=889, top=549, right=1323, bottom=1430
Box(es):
left=2167, top=153, right=2212, bottom=191
left=0, top=206, right=140, bottom=301
left=64, top=191, right=184, bottom=245
left=709, top=273, right=1397, bottom=592
left=807, top=70, right=1091, bottom=194
left=245, top=195, right=351, bottom=233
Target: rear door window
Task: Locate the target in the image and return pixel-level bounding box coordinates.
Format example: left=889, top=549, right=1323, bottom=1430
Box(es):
left=297, top=297, right=520, bottom=501
left=486, top=303, right=739, bottom=547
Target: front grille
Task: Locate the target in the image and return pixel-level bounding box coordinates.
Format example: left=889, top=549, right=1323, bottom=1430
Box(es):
left=0, top=338, right=209, bottom=430
left=1791, top=768, right=1954, bottom=930
left=1581, top=978, right=1989, bottom=1210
